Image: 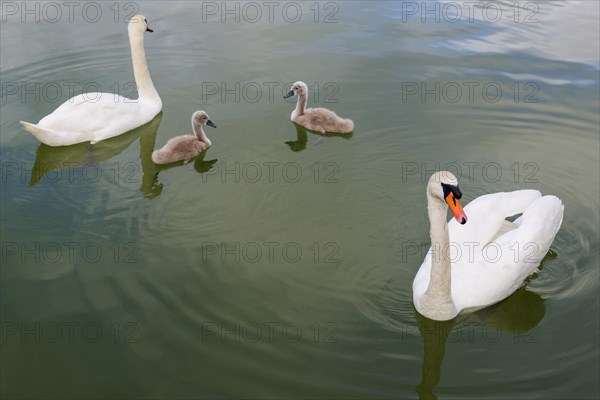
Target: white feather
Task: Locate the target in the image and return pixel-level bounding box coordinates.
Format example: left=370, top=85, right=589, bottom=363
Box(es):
left=20, top=15, right=161, bottom=147
left=413, top=172, right=564, bottom=320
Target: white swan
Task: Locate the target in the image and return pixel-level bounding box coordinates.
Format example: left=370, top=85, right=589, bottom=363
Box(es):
left=412, top=171, right=564, bottom=321
left=20, top=15, right=162, bottom=147
left=152, top=111, right=216, bottom=164
left=283, top=81, right=354, bottom=134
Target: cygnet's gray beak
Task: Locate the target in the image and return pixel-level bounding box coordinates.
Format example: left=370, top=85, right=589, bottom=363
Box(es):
left=206, top=120, right=217, bottom=128
left=283, top=90, right=295, bottom=99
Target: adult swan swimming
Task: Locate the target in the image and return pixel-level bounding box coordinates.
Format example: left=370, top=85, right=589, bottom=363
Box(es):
left=20, top=15, right=162, bottom=147
left=412, top=171, right=564, bottom=321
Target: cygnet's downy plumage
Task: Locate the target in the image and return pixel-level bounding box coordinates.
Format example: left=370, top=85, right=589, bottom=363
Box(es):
left=152, top=111, right=216, bottom=164
left=284, top=81, right=354, bottom=134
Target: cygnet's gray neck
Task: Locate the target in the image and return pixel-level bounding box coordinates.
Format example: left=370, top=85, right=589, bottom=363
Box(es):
left=193, top=123, right=211, bottom=146
left=295, top=94, right=307, bottom=116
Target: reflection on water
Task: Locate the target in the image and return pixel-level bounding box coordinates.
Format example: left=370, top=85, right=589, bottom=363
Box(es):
left=285, top=124, right=309, bottom=152
left=1, top=0, right=598, bottom=398
left=416, top=268, right=548, bottom=399
left=30, top=113, right=163, bottom=193
left=192, top=154, right=218, bottom=174
left=416, top=315, right=453, bottom=400
left=284, top=123, right=353, bottom=152
left=138, top=115, right=162, bottom=199
left=438, top=0, right=600, bottom=67
left=416, top=288, right=546, bottom=399
left=151, top=151, right=218, bottom=197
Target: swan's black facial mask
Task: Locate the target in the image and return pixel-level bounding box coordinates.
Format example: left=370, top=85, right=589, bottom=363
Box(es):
left=441, top=183, right=462, bottom=201
left=441, top=183, right=467, bottom=225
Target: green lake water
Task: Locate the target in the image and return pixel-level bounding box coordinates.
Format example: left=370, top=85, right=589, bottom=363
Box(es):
left=1, top=1, right=599, bottom=399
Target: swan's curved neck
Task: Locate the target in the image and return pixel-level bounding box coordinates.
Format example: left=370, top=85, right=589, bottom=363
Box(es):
left=129, top=32, right=160, bottom=103
left=294, top=93, right=307, bottom=117
left=193, top=122, right=211, bottom=146
left=421, top=192, right=455, bottom=317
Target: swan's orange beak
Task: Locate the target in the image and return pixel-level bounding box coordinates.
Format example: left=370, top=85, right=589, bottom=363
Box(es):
left=146, top=25, right=153, bottom=33
left=445, top=193, right=467, bottom=225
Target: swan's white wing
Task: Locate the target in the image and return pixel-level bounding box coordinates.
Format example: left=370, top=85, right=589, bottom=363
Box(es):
left=414, top=190, right=556, bottom=313
left=492, top=195, right=564, bottom=266
left=413, top=190, right=540, bottom=303
left=451, top=195, right=564, bottom=312
left=448, top=190, right=541, bottom=247
left=37, top=94, right=157, bottom=142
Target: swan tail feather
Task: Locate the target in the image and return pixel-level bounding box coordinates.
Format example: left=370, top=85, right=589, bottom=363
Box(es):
left=20, top=121, right=63, bottom=147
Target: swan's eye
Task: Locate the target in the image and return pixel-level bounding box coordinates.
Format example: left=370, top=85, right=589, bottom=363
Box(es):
left=441, top=182, right=463, bottom=202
